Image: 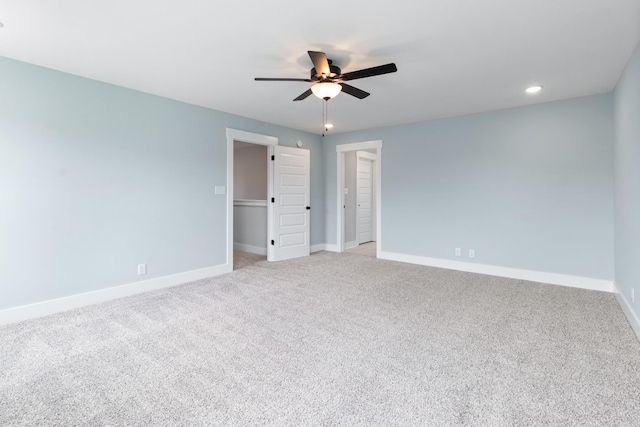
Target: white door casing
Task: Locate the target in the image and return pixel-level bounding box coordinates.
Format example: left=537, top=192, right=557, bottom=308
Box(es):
left=226, top=128, right=278, bottom=270
left=357, top=154, right=374, bottom=244
left=272, top=146, right=310, bottom=261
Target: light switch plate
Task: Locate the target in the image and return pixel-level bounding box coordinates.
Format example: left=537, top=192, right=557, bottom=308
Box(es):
left=215, top=186, right=226, bottom=195
left=344, top=188, right=349, bottom=194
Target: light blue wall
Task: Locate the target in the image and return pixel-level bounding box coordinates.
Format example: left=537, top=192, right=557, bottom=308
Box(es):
left=0, top=56, right=324, bottom=310
left=0, top=52, right=622, bottom=311
left=325, top=95, right=614, bottom=280
left=614, top=44, right=640, bottom=320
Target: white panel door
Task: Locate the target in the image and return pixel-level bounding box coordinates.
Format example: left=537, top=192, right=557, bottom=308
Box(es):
left=357, top=156, right=373, bottom=244
left=272, top=146, right=310, bottom=261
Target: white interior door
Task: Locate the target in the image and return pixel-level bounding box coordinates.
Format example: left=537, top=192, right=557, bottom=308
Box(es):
left=271, top=146, right=310, bottom=261
left=357, top=155, right=373, bottom=244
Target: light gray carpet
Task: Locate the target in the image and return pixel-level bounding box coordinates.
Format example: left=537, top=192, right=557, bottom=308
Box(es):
left=1, top=251, right=640, bottom=426
left=233, top=250, right=265, bottom=270
left=346, top=242, right=376, bottom=257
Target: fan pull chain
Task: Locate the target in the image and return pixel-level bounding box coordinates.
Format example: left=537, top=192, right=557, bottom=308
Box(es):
left=322, top=100, right=327, bottom=137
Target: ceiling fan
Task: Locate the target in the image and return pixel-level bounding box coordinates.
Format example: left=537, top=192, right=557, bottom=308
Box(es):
left=255, top=50, right=398, bottom=101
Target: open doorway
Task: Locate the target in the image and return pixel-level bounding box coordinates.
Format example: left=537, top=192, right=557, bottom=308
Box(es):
left=336, top=140, right=382, bottom=257
left=226, top=129, right=277, bottom=271
left=226, top=128, right=311, bottom=271
left=233, top=141, right=268, bottom=269
left=343, top=150, right=377, bottom=257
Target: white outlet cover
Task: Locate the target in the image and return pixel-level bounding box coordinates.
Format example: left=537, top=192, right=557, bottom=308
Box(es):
left=469, top=250, right=475, bottom=258
left=455, top=248, right=461, bottom=256
left=344, top=188, right=349, bottom=194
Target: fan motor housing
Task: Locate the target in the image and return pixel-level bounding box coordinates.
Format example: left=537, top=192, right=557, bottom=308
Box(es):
left=311, top=62, right=342, bottom=80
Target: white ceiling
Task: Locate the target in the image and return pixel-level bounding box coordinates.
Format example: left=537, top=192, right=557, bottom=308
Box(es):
left=1, top=1, right=639, bottom=134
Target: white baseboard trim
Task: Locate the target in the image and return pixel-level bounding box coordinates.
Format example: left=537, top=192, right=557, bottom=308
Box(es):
left=310, top=244, right=341, bottom=253
left=0, top=263, right=232, bottom=326
left=345, top=240, right=358, bottom=250
left=613, top=281, right=640, bottom=341
left=377, top=251, right=613, bottom=293
left=233, top=243, right=267, bottom=256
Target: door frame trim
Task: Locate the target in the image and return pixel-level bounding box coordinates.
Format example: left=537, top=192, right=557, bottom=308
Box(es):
left=336, top=140, right=382, bottom=254
left=226, top=128, right=278, bottom=269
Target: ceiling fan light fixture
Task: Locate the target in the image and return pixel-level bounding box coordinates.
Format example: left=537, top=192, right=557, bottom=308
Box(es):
left=311, top=82, right=342, bottom=100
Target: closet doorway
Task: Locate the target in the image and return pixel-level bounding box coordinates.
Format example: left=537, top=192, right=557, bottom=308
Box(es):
left=226, top=128, right=311, bottom=270
left=233, top=141, right=268, bottom=268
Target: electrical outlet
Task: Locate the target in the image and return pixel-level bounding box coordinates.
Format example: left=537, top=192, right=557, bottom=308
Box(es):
left=455, top=248, right=461, bottom=256
left=137, top=264, right=146, bottom=276
left=469, top=249, right=475, bottom=258
left=632, top=288, right=635, bottom=304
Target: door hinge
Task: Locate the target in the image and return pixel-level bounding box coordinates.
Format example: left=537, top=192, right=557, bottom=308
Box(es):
left=271, top=155, right=275, bottom=161
left=271, top=197, right=275, bottom=203
left=271, top=240, right=275, bottom=246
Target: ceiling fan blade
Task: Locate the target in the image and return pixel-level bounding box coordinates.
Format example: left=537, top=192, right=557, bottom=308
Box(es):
left=308, top=51, right=331, bottom=76
left=255, top=77, right=312, bottom=82
left=339, top=63, right=398, bottom=81
left=339, top=83, right=370, bottom=99
left=293, top=89, right=313, bottom=101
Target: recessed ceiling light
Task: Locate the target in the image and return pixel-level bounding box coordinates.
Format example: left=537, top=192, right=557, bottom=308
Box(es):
left=525, top=85, right=543, bottom=94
